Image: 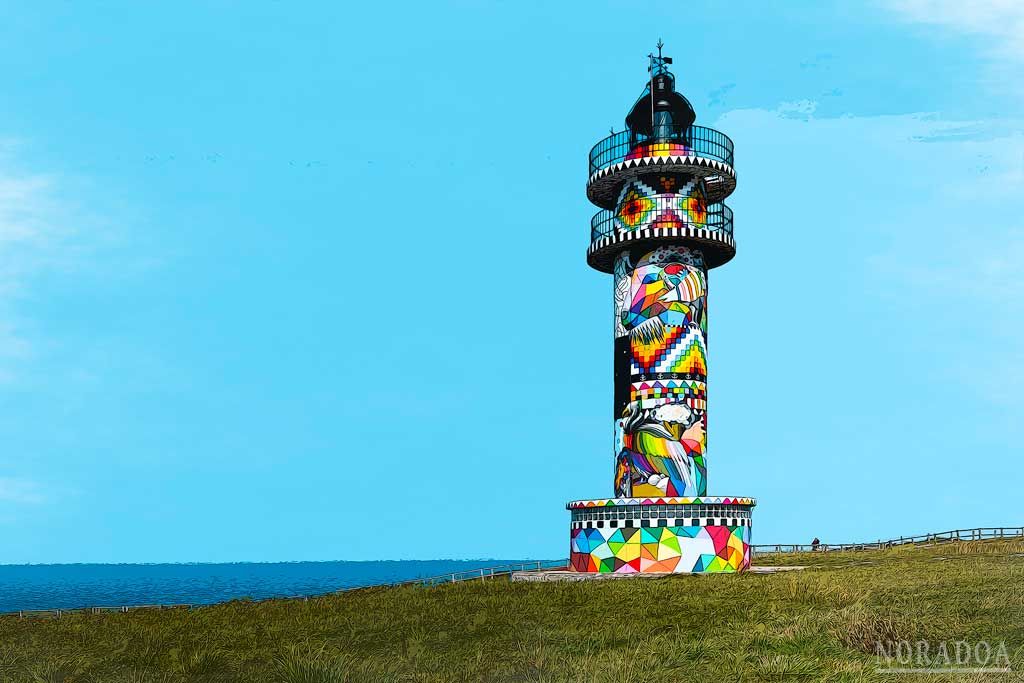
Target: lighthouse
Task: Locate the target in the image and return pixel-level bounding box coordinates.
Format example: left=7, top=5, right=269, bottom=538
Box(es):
left=567, top=45, right=756, bottom=574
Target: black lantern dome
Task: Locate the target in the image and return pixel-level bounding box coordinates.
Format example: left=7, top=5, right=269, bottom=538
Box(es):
left=624, top=63, right=696, bottom=135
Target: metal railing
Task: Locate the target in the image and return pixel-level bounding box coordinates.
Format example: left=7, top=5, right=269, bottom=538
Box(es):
left=589, top=125, right=734, bottom=176
left=751, top=527, right=1024, bottom=556
left=13, top=603, right=200, bottom=619
left=591, top=202, right=733, bottom=242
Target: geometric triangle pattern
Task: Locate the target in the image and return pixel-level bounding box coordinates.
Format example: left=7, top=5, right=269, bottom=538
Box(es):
left=586, top=151, right=736, bottom=214
left=567, top=497, right=756, bottom=508
left=630, top=379, right=706, bottom=409
left=570, top=522, right=751, bottom=574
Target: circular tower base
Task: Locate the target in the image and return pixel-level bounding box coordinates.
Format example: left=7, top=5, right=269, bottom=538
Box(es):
left=567, top=497, right=756, bottom=574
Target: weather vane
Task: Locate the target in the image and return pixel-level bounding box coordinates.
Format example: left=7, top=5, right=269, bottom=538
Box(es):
left=648, top=38, right=671, bottom=73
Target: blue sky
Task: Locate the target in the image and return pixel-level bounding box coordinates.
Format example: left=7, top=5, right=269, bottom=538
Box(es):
left=0, top=1, right=1021, bottom=563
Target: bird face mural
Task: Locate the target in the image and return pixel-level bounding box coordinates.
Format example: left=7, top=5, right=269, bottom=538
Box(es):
left=614, top=246, right=708, bottom=497
left=622, top=257, right=706, bottom=342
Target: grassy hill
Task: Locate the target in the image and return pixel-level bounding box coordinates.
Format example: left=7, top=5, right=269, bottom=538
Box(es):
left=1, top=539, right=1021, bottom=682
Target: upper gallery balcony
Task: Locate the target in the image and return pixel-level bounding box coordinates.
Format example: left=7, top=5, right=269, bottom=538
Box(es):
left=587, top=125, right=736, bottom=208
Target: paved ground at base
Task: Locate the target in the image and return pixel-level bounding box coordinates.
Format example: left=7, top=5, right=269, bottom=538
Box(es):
left=509, top=565, right=807, bottom=581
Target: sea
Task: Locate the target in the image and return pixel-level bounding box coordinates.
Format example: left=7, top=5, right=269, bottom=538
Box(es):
left=0, top=559, right=541, bottom=613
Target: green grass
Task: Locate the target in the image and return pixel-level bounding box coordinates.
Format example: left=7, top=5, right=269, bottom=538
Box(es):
left=1, top=539, right=1022, bottom=682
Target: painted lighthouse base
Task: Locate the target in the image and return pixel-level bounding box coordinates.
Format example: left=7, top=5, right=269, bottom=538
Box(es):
left=567, top=497, right=756, bottom=574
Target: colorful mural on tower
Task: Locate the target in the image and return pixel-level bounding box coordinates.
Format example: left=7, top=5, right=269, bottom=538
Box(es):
left=570, top=523, right=750, bottom=573
left=572, top=55, right=753, bottom=575
left=613, top=245, right=708, bottom=498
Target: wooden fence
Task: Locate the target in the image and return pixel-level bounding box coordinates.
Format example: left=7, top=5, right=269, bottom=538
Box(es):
left=750, top=526, right=1024, bottom=556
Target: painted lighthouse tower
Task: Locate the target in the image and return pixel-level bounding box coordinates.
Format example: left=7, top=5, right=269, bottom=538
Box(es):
left=567, top=46, right=756, bottom=573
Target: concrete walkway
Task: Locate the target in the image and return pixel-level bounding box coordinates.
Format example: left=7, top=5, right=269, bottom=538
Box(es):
left=510, top=566, right=806, bottom=582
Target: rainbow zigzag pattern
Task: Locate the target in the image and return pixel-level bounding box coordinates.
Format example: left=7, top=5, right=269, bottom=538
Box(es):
left=631, top=325, right=707, bottom=375
left=625, top=142, right=692, bottom=160
left=570, top=524, right=750, bottom=573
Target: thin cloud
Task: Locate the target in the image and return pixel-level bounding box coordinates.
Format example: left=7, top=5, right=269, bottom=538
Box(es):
left=0, top=478, right=45, bottom=504
left=0, top=141, right=79, bottom=378
left=883, top=0, right=1024, bottom=61
left=717, top=103, right=1024, bottom=410
left=0, top=158, right=62, bottom=289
